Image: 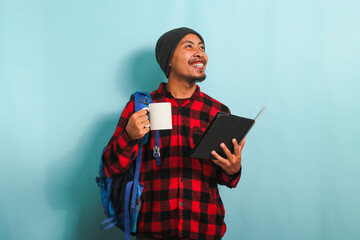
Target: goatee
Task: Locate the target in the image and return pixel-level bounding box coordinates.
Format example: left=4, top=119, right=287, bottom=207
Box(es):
left=191, top=74, right=207, bottom=83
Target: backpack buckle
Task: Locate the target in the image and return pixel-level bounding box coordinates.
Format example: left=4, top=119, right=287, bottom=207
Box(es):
left=139, top=97, right=150, bottom=105
left=153, top=146, right=160, bottom=157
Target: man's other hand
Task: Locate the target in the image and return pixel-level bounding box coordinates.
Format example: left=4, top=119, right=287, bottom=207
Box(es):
left=211, top=138, right=246, bottom=175
left=125, top=109, right=150, bottom=140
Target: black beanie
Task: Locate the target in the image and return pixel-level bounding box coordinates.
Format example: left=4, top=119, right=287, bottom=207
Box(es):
left=155, top=27, right=204, bottom=78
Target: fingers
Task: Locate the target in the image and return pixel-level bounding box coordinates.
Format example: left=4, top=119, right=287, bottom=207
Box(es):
left=211, top=150, right=229, bottom=168
left=142, top=120, right=150, bottom=129
left=137, top=116, right=149, bottom=126
left=133, top=108, right=149, bottom=118
left=240, top=137, right=246, bottom=147
left=233, top=138, right=240, bottom=158
left=239, top=137, right=246, bottom=154
left=141, top=124, right=150, bottom=134
left=220, top=142, right=233, bottom=161
left=126, top=109, right=150, bottom=140
left=211, top=138, right=245, bottom=175
left=132, top=109, right=149, bottom=125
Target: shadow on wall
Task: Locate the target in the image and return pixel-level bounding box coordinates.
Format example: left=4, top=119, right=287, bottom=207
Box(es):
left=45, top=49, right=165, bottom=240
left=118, top=47, right=165, bottom=95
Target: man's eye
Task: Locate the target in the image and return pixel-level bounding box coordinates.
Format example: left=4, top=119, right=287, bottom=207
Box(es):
left=186, top=44, right=192, bottom=48
left=200, top=46, right=205, bottom=50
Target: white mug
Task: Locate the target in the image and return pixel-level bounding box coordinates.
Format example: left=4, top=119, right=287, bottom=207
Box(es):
left=143, top=102, right=172, bottom=130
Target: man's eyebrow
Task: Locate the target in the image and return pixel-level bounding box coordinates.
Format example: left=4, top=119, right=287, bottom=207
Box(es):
left=182, top=40, right=205, bottom=45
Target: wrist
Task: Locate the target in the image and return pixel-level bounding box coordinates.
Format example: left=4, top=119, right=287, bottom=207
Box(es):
left=226, top=165, right=241, bottom=177
left=123, top=129, right=140, bottom=145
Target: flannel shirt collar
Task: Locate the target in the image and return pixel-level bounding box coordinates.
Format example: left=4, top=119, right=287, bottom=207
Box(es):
left=157, top=82, right=201, bottom=100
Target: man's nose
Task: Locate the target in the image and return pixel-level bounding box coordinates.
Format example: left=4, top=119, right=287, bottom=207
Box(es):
left=194, top=49, right=204, bottom=58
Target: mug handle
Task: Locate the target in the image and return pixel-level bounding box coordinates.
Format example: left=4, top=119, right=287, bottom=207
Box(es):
left=142, top=107, right=150, bottom=128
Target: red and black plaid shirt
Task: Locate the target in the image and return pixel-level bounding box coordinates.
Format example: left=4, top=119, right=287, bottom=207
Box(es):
left=102, top=83, right=241, bottom=240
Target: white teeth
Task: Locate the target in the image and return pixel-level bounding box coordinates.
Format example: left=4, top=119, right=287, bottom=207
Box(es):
left=192, top=63, right=203, bottom=67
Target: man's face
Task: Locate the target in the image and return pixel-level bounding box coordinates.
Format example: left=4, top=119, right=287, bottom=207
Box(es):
left=169, top=34, right=208, bottom=82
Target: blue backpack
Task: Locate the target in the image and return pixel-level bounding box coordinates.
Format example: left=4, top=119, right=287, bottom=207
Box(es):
left=96, top=92, right=161, bottom=240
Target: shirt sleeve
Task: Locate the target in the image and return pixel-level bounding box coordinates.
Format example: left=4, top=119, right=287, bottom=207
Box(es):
left=217, top=167, right=241, bottom=188
left=102, top=98, right=140, bottom=178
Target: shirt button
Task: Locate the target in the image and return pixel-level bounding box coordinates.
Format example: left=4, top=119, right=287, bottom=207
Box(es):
left=179, top=152, right=183, bottom=156
left=180, top=202, right=183, bottom=206
left=180, top=178, right=183, bottom=182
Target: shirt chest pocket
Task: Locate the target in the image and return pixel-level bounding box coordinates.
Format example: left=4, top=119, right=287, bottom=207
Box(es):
left=191, top=127, right=206, bottom=148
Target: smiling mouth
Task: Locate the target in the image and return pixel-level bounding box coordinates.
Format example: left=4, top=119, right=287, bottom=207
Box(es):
left=189, top=61, right=205, bottom=70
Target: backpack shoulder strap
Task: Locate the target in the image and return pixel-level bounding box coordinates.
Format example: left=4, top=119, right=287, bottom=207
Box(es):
left=134, top=91, right=152, bottom=144
left=134, top=91, right=152, bottom=110
left=133, top=91, right=161, bottom=164
left=123, top=91, right=154, bottom=239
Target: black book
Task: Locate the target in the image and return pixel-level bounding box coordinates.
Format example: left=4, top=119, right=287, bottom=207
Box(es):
left=189, top=106, right=266, bottom=159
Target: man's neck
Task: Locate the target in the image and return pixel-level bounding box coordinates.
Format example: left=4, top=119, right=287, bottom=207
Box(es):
left=166, top=77, right=197, bottom=99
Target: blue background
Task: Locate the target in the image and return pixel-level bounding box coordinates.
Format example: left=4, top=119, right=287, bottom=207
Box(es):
left=1, top=1, right=359, bottom=239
